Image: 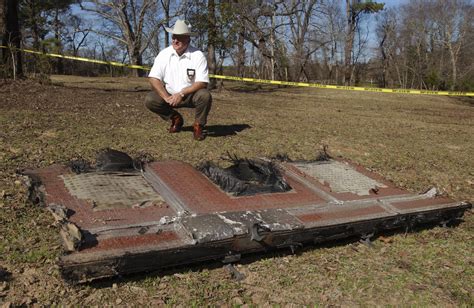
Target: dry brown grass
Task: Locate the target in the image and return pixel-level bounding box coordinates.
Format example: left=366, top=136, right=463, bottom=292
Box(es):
left=0, top=75, right=472, bottom=306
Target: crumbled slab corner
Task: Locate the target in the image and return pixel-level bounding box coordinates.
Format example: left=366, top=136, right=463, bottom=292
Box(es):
left=21, top=171, right=84, bottom=253
left=47, top=203, right=84, bottom=252
left=59, top=221, right=83, bottom=252
left=21, top=171, right=45, bottom=206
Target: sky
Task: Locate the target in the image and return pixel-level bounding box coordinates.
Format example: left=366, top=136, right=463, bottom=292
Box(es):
left=382, top=0, right=409, bottom=7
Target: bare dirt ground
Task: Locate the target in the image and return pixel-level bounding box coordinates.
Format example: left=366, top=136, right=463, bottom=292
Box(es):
left=0, top=75, right=473, bottom=306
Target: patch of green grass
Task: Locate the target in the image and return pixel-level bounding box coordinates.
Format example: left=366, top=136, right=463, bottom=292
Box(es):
left=8, top=246, right=56, bottom=264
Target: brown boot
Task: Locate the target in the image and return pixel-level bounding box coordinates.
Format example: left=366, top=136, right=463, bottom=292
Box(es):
left=169, top=113, right=183, bottom=133
left=193, top=122, right=205, bottom=141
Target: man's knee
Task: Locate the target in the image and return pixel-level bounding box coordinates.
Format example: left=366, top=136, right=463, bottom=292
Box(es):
left=194, top=89, right=212, bottom=105
left=145, top=92, right=166, bottom=112
left=144, top=92, right=155, bottom=111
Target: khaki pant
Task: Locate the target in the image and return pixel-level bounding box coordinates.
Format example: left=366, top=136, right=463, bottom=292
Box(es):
left=145, top=89, right=212, bottom=126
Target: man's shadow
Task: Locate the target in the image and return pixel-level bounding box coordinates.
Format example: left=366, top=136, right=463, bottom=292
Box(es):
left=182, top=124, right=251, bottom=137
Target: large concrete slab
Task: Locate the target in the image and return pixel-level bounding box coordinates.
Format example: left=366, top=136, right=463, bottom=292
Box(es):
left=25, top=159, right=471, bottom=282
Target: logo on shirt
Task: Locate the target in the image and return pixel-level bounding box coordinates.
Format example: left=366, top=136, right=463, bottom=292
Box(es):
left=187, top=69, right=195, bottom=81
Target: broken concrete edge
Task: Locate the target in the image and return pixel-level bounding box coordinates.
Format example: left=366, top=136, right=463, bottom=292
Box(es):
left=58, top=203, right=471, bottom=283
left=21, top=170, right=85, bottom=253
left=20, top=171, right=45, bottom=206
left=60, top=222, right=83, bottom=252
left=46, top=203, right=84, bottom=252
left=47, top=203, right=70, bottom=221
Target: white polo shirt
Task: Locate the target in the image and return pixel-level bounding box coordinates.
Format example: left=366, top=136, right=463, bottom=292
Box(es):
left=148, top=45, right=209, bottom=95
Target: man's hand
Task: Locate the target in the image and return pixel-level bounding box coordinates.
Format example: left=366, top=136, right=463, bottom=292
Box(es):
left=149, top=78, right=184, bottom=106
left=166, top=82, right=206, bottom=106
left=165, top=93, right=183, bottom=106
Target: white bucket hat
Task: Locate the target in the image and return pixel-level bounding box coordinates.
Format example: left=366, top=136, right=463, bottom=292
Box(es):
left=165, top=19, right=197, bottom=37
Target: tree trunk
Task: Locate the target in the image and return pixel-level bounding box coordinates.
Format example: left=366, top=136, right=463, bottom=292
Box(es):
left=207, top=0, right=217, bottom=89
left=129, top=45, right=145, bottom=77
left=54, top=8, right=64, bottom=74
left=270, top=8, right=275, bottom=81
left=3, top=0, right=23, bottom=78
left=288, top=0, right=318, bottom=82
left=236, top=26, right=245, bottom=77
left=161, top=0, right=170, bottom=47
left=379, top=32, right=387, bottom=87
left=0, top=0, right=5, bottom=62
left=448, top=45, right=457, bottom=91
left=344, top=0, right=355, bottom=85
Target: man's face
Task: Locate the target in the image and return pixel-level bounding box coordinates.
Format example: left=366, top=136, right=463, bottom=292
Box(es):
left=172, top=34, right=190, bottom=55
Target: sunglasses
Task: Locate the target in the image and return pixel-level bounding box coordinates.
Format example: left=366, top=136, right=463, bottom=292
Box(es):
left=172, top=35, right=189, bottom=41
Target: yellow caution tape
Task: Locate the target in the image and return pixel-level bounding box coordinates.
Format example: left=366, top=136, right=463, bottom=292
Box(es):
left=2, top=46, right=473, bottom=96
left=1, top=46, right=150, bottom=70
left=210, top=74, right=473, bottom=96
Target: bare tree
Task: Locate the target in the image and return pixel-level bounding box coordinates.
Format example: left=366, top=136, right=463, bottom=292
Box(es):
left=217, top=2, right=243, bottom=83
left=376, top=9, right=399, bottom=88
left=344, top=0, right=383, bottom=85
left=315, top=0, right=345, bottom=84
left=230, top=1, right=294, bottom=80
left=236, top=3, right=276, bottom=79
left=285, top=0, right=319, bottom=81
left=372, top=0, right=474, bottom=91
left=63, top=14, right=90, bottom=56
left=431, top=0, right=472, bottom=90
left=80, top=0, right=163, bottom=76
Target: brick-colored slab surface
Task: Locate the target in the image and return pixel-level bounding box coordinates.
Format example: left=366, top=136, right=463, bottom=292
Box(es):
left=80, top=231, right=180, bottom=253
left=28, top=166, right=176, bottom=229
left=147, top=161, right=327, bottom=214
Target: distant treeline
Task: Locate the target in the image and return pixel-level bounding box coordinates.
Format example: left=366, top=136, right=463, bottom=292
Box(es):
left=1, top=0, right=473, bottom=91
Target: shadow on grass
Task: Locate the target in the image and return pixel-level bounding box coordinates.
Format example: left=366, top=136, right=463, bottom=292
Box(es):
left=449, top=96, right=474, bottom=106
left=181, top=124, right=251, bottom=137
left=222, top=84, right=283, bottom=93
left=52, top=81, right=150, bottom=92
left=0, top=266, right=12, bottom=282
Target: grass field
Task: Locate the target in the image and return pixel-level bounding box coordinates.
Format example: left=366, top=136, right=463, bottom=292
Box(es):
left=0, top=75, right=472, bottom=306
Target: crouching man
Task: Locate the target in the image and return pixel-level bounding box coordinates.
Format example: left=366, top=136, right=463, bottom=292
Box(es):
left=145, top=19, right=212, bottom=141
